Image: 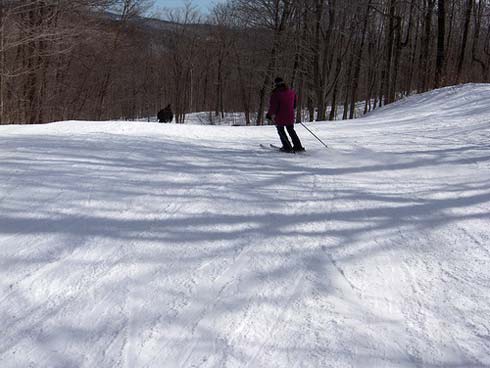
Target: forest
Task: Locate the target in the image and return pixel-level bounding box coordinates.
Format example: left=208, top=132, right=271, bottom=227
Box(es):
left=0, top=0, right=488, bottom=125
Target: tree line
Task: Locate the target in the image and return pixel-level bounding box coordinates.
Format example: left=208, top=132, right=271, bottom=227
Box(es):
left=0, top=0, right=488, bottom=125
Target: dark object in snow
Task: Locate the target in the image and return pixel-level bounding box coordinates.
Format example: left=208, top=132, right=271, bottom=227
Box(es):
left=158, top=104, right=173, bottom=123
left=266, top=77, right=305, bottom=152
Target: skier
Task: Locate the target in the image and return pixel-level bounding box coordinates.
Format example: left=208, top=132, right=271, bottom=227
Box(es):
left=157, top=104, right=173, bottom=123
left=266, top=77, right=305, bottom=153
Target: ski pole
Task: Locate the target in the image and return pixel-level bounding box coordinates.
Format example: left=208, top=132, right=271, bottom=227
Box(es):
left=299, top=122, right=328, bottom=149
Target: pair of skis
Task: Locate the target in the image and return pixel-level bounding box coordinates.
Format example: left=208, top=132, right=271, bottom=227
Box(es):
left=259, top=144, right=303, bottom=154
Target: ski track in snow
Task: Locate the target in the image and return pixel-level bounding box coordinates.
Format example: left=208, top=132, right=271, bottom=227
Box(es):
left=1, top=84, right=490, bottom=367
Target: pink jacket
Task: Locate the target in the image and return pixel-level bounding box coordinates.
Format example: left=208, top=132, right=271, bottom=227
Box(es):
left=267, top=86, right=297, bottom=126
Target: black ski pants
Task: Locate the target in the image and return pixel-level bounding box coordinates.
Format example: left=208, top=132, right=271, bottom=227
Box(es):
left=276, top=125, right=303, bottom=150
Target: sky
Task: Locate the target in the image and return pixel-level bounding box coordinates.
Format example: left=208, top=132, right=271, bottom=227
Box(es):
left=152, top=0, right=223, bottom=13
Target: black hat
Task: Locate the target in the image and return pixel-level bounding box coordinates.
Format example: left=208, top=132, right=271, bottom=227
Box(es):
left=274, top=77, right=285, bottom=86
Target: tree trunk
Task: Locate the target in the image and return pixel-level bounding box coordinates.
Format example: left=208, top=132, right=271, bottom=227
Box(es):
left=471, top=0, right=487, bottom=80
left=235, top=48, right=251, bottom=125
left=313, top=0, right=326, bottom=121
left=435, top=0, right=445, bottom=88
left=342, top=51, right=354, bottom=120
left=390, top=15, right=402, bottom=102
left=383, top=0, right=395, bottom=105
left=349, top=0, right=371, bottom=119
left=329, top=81, right=337, bottom=121
left=419, top=0, right=435, bottom=92
left=456, top=0, right=473, bottom=83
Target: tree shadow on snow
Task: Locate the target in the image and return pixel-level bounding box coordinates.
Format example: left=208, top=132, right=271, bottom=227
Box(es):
left=0, top=131, right=489, bottom=367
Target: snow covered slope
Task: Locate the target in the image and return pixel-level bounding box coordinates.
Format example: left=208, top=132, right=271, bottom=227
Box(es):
left=1, top=84, right=489, bottom=367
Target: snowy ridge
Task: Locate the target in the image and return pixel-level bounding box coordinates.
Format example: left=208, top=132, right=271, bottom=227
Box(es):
left=0, top=84, right=489, bottom=367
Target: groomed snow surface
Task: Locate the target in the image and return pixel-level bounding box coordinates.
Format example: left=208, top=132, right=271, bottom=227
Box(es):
left=1, top=84, right=489, bottom=367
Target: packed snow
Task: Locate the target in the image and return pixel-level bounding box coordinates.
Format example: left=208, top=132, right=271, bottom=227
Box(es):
left=1, top=84, right=489, bottom=367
